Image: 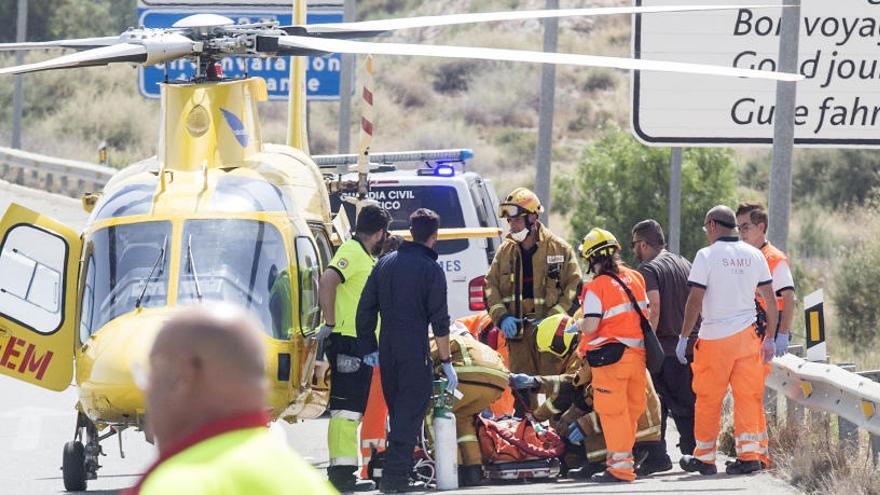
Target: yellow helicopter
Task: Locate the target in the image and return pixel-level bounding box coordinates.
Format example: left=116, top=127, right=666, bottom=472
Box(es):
left=0, top=2, right=799, bottom=491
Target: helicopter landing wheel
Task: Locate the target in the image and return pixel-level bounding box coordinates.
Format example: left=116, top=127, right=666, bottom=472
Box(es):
left=62, top=440, right=87, bottom=492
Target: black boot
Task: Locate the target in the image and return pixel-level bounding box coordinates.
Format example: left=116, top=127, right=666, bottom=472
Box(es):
left=379, top=477, right=426, bottom=493
left=679, top=455, right=717, bottom=476
left=590, top=470, right=628, bottom=483
left=634, top=442, right=673, bottom=476
left=458, top=464, right=483, bottom=487
left=566, top=462, right=606, bottom=479
left=328, top=465, right=376, bottom=492
left=725, top=459, right=762, bottom=475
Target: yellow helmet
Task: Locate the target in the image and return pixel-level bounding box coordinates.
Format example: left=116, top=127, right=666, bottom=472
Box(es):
left=536, top=314, right=576, bottom=358
left=579, top=228, right=620, bottom=261
left=499, top=187, right=543, bottom=218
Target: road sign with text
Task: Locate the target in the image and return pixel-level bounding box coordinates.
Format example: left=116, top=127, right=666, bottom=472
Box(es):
left=633, top=0, right=880, bottom=147
left=137, top=5, right=347, bottom=100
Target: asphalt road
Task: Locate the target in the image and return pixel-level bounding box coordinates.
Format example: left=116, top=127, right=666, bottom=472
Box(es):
left=0, top=183, right=802, bottom=494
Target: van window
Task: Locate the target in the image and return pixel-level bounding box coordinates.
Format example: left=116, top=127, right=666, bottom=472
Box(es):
left=340, top=185, right=468, bottom=255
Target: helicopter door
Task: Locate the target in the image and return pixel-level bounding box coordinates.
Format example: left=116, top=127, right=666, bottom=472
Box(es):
left=0, top=203, right=81, bottom=391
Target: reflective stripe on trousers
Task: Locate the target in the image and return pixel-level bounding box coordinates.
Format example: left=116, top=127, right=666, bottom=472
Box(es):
left=694, top=439, right=717, bottom=463
left=606, top=451, right=634, bottom=471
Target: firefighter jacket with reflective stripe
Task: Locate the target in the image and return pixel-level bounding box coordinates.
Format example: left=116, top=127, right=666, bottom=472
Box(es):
left=485, top=222, right=581, bottom=326
left=579, top=268, right=648, bottom=354
left=430, top=333, right=509, bottom=392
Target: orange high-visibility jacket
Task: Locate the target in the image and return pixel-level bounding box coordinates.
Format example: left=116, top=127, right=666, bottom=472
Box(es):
left=579, top=267, right=648, bottom=355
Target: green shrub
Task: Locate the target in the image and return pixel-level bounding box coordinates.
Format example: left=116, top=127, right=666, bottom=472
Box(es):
left=832, top=235, right=880, bottom=348
left=553, top=127, right=737, bottom=262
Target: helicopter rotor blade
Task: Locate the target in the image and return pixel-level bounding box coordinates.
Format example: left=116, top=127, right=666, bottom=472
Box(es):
left=0, top=36, right=124, bottom=52
left=0, top=43, right=147, bottom=76
left=296, top=4, right=783, bottom=37
left=0, top=33, right=198, bottom=76
left=276, top=35, right=802, bottom=82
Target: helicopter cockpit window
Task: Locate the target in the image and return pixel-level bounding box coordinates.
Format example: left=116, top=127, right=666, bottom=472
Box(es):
left=295, top=237, right=321, bottom=337
left=178, top=219, right=291, bottom=339
left=0, top=224, right=67, bottom=334
left=209, top=176, right=293, bottom=213
left=90, top=179, right=158, bottom=222
left=79, top=221, right=171, bottom=337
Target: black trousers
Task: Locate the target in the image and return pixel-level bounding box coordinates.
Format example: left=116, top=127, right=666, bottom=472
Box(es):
left=379, top=351, right=433, bottom=482
left=650, top=355, right=696, bottom=455
left=326, top=334, right=373, bottom=413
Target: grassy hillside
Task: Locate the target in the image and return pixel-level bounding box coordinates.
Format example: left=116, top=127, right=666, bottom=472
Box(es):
left=1, top=0, right=879, bottom=368
left=0, top=0, right=630, bottom=193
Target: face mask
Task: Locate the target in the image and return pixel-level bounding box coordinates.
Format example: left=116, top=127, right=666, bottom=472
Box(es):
left=510, top=228, right=529, bottom=243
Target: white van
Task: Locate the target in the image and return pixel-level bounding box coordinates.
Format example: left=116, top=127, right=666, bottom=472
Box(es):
left=318, top=150, right=503, bottom=319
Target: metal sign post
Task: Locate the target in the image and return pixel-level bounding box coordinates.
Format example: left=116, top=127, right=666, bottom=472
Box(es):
left=668, top=147, right=682, bottom=254
left=534, top=0, right=558, bottom=225
left=768, top=0, right=801, bottom=252
left=337, top=0, right=356, bottom=162
left=11, top=0, right=27, bottom=150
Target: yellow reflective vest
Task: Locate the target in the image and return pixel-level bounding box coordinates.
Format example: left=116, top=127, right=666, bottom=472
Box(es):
left=133, top=413, right=337, bottom=495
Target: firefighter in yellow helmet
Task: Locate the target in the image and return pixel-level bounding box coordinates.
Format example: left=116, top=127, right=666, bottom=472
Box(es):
left=510, top=314, right=666, bottom=479
left=485, top=187, right=581, bottom=412
left=430, top=323, right=509, bottom=487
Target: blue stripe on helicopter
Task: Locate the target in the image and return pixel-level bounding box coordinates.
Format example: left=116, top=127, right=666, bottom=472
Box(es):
left=220, top=108, right=248, bottom=147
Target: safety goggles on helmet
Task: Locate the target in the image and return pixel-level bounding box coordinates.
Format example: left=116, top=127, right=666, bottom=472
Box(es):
left=498, top=203, right=530, bottom=219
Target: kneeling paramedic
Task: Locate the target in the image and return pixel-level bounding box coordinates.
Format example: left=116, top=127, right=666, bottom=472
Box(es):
left=431, top=323, right=509, bottom=486
left=485, top=187, right=581, bottom=411
left=356, top=209, right=457, bottom=494
left=565, top=228, right=649, bottom=483
left=511, top=314, right=664, bottom=479
left=317, top=204, right=391, bottom=492
left=678, top=205, right=778, bottom=476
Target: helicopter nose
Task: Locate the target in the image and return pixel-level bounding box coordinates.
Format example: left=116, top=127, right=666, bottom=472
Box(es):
left=78, top=309, right=175, bottom=423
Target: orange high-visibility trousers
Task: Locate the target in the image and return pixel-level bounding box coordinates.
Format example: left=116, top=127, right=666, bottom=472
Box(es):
left=591, top=348, right=647, bottom=482
left=360, top=365, right=388, bottom=478
left=756, top=362, right=771, bottom=467
left=691, top=327, right=765, bottom=465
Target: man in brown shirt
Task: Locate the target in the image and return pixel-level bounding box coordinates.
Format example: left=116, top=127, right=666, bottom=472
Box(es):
left=631, top=220, right=697, bottom=473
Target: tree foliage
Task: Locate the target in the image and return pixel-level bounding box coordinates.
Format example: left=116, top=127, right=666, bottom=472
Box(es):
left=0, top=0, right=136, bottom=43
left=833, top=232, right=880, bottom=349
left=553, top=128, right=737, bottom=262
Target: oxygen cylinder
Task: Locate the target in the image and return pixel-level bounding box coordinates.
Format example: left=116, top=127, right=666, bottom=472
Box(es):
left=432, top=380, right=459, bottom=490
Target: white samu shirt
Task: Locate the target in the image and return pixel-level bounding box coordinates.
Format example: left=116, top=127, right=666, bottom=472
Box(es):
left=687, top=237, right=772, bottom=340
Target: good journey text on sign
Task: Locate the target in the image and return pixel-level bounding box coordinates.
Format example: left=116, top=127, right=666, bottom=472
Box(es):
left=633, top=0, right=880, bottom=147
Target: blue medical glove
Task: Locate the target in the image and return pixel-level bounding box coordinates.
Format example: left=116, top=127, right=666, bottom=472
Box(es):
left=441, top=362, right=458, bottom=393
left=314, top=324, right=334, bottom=340
left=500, top=316, right=522, bottom=338
left=509, top=373, right=537, bottom=390
left=775, top=333, right=790, bottom=358
left=675, top=335, right=689, bottom=365
left=567, top=422, right=585, bottom=445
left=363, top=351, right=379, bottom=368
left=761, top=338, right=776, bottom=363
left=564, top=322, right=580, bottom=335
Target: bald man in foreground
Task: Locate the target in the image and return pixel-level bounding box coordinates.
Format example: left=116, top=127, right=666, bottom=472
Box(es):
left=126, top=305, right=337, bottom=495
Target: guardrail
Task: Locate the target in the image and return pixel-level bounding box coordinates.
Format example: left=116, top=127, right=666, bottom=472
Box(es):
left=0, top=145, right=114, bottom=197
left=766, top=346, right=880, bottom=462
